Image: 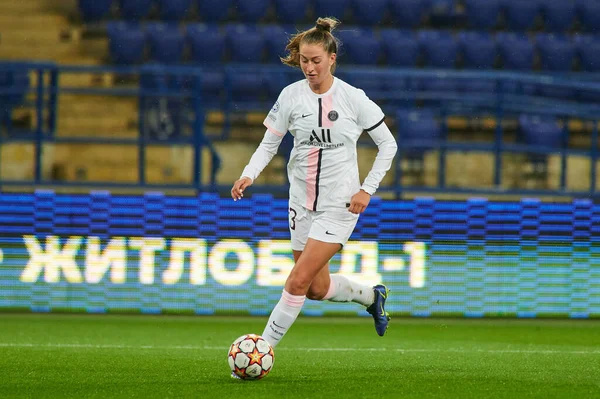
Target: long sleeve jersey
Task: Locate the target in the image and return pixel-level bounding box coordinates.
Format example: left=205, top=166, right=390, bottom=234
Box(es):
left=242, top=77, right=398, bottom=211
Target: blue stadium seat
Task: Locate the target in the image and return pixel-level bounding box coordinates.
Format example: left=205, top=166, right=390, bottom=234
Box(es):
left=573, top=35, right=600, bottom=100
left=496, top=33, right=534, bottom=70
left=464, top=0, right=500, bottom=30
left=380, top=29, right=419, bottom=67
left=157, top=71, right=225, bottom=107
left=78, top=0, right=112, bottom=22
left=396, top=108, right=441, bottom=155
left=229, top=71, right=266, bottom=104
left=197, top=0, right=233, bottom=22
left=458, top=31, right=496, bottom=69
left=337, top=28, right=381, bottom=65
left=384, top=76, right=422, bottom=107
left=576, top=1, right=600, bottom=33
left=519, top=114, right=563, bottom=184
left=429, top=0, right=457, bottom=25
left=118, top=0, right=153, bottom=21
left=574, top=34, right=600, bottom=72
left=502, top=0, right=541, bottom=31
left=418, top=30, right=457, bottom=68
left=200, top=71, right=225, bottom=105
left=352, top=0, right=388, bottom=26
left=156, top=0, right=192, bottom=21
left=107, top=22, right=146, bottom=64
left=388, top=0, right=429, bottom=28
left=265, top=71, right=292, bottom=98
left=225, top=24, right=265, bottom=63
left=536, top=33, right=575, bottom=72
left=186, top=24, right=225, bottom=65
left=542, top=1, right=575, bottom=32
left=262, top=25, right=294, bottom=64
left=146, top=23, right=185, bottom=64
left=273, top=0, right=308, bottom=24
left=236, top=0, right=269, bottom=23
left=519, top=114, right=563, bottom=148
left=342, top=75, right=385, bottom=98
left=396, top=108, right=440, bottom=183
left=534, top=32, right=576, bottom=98
left=313, top=0, right=351, bottom=20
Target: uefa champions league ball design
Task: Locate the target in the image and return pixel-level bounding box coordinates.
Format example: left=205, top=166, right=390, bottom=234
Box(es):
left=227, top=334, right=274, bottom=380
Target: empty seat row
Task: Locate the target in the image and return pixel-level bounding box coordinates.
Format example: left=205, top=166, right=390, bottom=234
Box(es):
left=397, top=111, right=564, bottom=175
left=80, top=0, right=600, bottom=32
left=139, top=66, right=600, bottom=113
left=399, top=110, right=564, bottom=148
left=368, top=30, right=600, bottom=72
left=108, top=22, right=293, bottom=64
left=108, top=23, right=600, bottom=73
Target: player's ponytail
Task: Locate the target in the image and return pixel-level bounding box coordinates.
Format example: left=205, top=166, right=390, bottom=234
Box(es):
left=315, top=17, right=339, bottom=33
left=281, top=17, right=340, bottom=73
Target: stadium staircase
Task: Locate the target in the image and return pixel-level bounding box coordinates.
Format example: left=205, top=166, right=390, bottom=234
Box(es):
left=0, top=0, right=225, bottom=187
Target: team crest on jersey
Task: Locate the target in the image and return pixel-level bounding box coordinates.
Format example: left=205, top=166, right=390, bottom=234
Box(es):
left=328, top=110, right=339, bottom=121
left=271, top=101, right=280, bottom=113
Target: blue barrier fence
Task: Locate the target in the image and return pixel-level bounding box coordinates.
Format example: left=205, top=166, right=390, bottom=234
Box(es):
left=0, top=191, right=598, bottom=317
left=1, top=61, right=600, bottom=197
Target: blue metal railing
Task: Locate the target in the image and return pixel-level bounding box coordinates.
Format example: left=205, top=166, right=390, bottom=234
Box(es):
left=0, top=62, right=221, bottom=190
left=1, top=62, right=600, bottom=198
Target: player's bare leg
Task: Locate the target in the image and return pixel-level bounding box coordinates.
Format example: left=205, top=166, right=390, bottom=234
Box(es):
left=294, top=251, right=331, bottom=300
left=285, top=239, right=341, bottom=295
left=306, top=265, right=331, bottom=300
left=261, top=239, right=340, bottom=347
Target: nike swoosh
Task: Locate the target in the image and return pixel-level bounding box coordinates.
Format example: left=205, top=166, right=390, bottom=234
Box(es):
left=380, top=303, right=385, bottom=316
left=273, top=321, right=284, bottom=329
left=325, top=231, right=335, bottom=235
left=302, top=113, right=312, bottom=118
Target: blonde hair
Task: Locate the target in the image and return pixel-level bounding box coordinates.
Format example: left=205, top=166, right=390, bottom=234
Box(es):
left=281, top=17, right=340, bottom=73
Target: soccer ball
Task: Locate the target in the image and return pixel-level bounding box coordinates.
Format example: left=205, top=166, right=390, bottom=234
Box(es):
left=227, top=334, right=274, bottom=380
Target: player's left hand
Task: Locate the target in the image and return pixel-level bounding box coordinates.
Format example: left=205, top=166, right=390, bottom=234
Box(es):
left=348, top=190, right=371, bottom=214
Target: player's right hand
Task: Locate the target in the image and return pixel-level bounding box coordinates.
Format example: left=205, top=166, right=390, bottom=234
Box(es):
left=231, top=177, right=253, bottom=201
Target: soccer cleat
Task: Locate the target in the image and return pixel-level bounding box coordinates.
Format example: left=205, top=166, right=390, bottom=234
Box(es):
left=366, top=284, right=391, bottom=337
left=231, top=372, right=242, bottom=380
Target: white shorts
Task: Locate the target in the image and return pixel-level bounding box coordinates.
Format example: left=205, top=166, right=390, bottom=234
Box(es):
left=288, top=201, right=359, bottom=251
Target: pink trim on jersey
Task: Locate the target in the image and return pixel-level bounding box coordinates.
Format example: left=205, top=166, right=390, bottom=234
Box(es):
left=305, top=147, right=320, bottom=210
left=263, top=122, right=285, bottom=137
left=321, top=93, right=334, bottom=128
left=282, top=289, right=306, bottom=307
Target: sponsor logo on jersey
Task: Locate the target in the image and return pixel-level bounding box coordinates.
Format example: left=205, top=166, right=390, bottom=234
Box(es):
left=300, top=128, right=345, bottom=149
left=310, top=128, right=331, bottom=143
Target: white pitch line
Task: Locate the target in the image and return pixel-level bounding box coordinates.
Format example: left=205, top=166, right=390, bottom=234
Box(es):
left=0, top=343, right=598, bottom=355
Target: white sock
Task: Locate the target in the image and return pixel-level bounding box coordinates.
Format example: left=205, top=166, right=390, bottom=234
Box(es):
left=323, top=274, right=375, bottom=307
left=261, top=290, right=305, bottom=348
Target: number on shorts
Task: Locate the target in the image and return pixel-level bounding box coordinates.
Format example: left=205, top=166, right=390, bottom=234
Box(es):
left=289, top=207, right=297, bottom=230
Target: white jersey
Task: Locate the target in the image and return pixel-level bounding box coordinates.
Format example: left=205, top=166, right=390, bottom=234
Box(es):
left=242, top=77, right=397, bottom=211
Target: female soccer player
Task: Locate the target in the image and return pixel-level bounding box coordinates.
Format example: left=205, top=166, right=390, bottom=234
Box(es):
left=231, top=17, right=398, bottom=347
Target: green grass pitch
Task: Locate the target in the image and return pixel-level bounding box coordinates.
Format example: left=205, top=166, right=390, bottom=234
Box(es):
left=0, top=314, right=599, bottom=398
